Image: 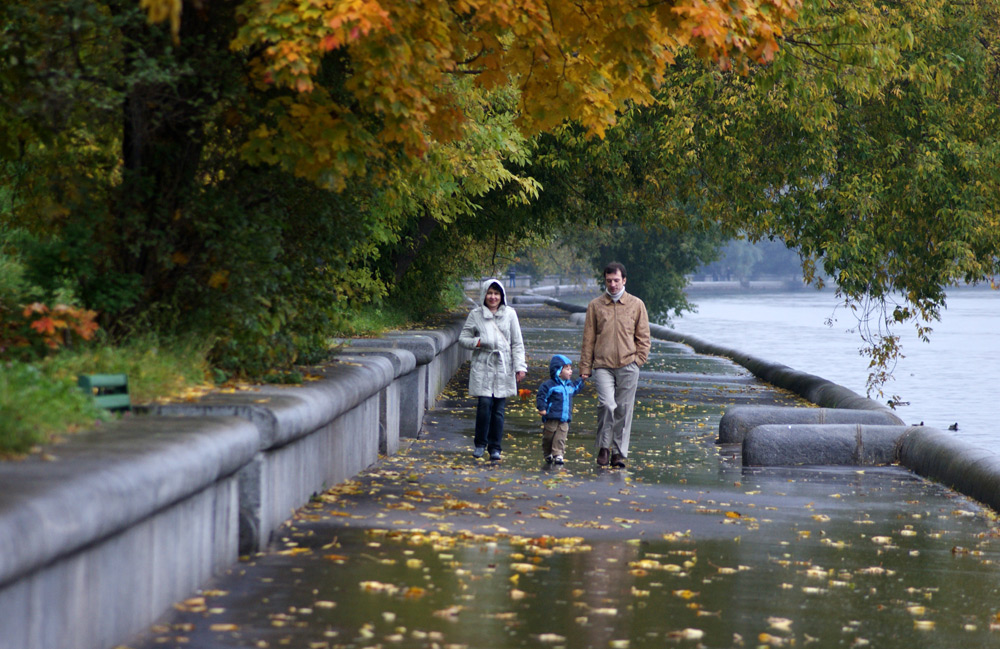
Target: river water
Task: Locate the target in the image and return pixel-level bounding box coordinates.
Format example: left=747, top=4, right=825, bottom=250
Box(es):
left=673, top=286, right=1000, bottom=450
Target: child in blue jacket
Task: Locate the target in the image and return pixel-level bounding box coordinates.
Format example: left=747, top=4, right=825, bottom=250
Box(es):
left=536, top=354, right=586, bottom=464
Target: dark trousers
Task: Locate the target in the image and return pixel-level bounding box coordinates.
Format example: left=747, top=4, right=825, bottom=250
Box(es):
left=474, top=396, right=507, bottom=452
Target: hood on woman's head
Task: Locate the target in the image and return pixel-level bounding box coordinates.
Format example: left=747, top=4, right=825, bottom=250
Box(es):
left=479, top=278, right=507, bottom=306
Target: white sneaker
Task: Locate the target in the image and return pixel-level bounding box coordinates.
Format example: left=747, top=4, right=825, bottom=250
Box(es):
left=554, top=455, right=564, bottom=465
left=545, top=455, right=554, bottom=464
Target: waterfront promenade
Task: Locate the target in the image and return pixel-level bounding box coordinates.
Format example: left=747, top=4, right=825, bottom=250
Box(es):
left=125, top=302, right=1000, bottom=649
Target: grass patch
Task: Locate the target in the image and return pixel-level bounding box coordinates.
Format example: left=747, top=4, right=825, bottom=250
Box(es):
left=339, top=303, right=416, bottom=336
left=41, top=333, right=213, bottom=404
left=0, top=361, right=108, bottom=456
left=0, top=334, right=212, bottom=456
left=0, top=302, right=463, bottom=457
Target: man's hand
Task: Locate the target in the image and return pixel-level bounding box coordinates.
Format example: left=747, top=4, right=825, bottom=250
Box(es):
left=580, top=372, right=590, bottom=380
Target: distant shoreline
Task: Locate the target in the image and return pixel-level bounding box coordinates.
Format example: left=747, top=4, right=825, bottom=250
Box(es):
left=686, top=280, right=999, bottom=296
left=685, top=279, right=809, bottom=293
left=502, top=278, right=999, bottom=300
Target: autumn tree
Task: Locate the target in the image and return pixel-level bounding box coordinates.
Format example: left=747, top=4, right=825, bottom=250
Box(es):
left=10, top=0, right=1000, bottom=389
left=219, top=0, right=803, bottom=312
left=223, top=0, right=801, bottom=185
left=1, top=0, right=802, bottom=371
left=462, top=0, right=1000, bottom=395
left=540, top=0, right=1000, bottom=394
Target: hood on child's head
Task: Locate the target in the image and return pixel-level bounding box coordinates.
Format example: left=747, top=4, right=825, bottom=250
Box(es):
left=549, top=354, right=572, bottom=380
left=478, top=278, right=507, bottom=306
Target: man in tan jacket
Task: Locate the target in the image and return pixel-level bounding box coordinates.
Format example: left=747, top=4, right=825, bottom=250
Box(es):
left=579, top=262, right=651, bottom=468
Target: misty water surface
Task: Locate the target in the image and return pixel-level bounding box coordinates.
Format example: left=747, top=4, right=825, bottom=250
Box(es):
left=674, top=287, right=1000, bottom=450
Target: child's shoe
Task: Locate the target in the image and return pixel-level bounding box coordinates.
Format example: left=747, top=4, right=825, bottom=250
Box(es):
left=553, top=455, right=564, bottom=465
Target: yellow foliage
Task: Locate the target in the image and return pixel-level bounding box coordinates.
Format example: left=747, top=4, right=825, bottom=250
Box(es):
left=139, top=0, right=182, bottom=41
left=142, top=0, right=800, bottom=188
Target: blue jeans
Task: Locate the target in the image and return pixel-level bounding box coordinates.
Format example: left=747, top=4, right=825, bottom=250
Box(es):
left=474, top=396, right=507, bottom=452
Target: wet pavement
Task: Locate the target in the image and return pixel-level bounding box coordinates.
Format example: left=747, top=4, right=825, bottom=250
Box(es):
left=126, top=304, right=1000, bottom=649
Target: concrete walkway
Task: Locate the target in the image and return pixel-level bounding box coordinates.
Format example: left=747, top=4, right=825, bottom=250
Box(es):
left=125, top=304, right=1000, bottom=649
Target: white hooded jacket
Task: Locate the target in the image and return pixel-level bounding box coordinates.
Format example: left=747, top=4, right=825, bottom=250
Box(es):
left=459, top=279, right=527, bottom=398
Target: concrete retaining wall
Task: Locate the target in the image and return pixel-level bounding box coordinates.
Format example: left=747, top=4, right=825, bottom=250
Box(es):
left=0, top=417, right=255, bottom=649
left=0, top=317, right=469, bottom=649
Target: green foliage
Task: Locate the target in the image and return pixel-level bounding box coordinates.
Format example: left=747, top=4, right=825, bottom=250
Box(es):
left=153, top=167, right=389, bottom=376
left=0, top=361, right=106, bottom=455
left=626, top=0, right=1000, bottom=392
left=485, top=109, right=732, bottom=320
left=512, top=233, right=594, bottom=282
left=0, top=241, right=30, bottom=306
left=591, top=219, right=725, bottom=322
left=0, top=331, right=210, bottom=454
left=19, top=223, right=144, bottom=316
left=1, top=233, right=101, bottom=360
left=367, top=79, right=541, bottom=307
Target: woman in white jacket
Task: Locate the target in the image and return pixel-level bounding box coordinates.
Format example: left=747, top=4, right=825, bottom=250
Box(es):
left=459, top=278, right=527, bottom=461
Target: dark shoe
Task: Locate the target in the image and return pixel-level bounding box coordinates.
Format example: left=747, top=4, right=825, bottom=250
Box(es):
left=473, top=446, right=486, bottom=459
left=596, top=447, right=610, bottom=466
left=489, top=450, right=501, bottom=461
left=545, top=454, right=554, bottom=465
left=554, top=455, right=564, bottom=465
left=610, top=453, right=626, bottom=468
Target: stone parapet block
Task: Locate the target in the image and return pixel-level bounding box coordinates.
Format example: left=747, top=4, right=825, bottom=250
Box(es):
left=719, top=405, right=904, bottom=444
left=349, top=334, right=436, bottom=365
left=742, top=424, right=909, bottom=466
left=510, top=295, right=549, bottom=304
left=336, top=347, right=416, bottom=377
left=898, top=427, right=1000, bottom=512
left=542, top=297, right=588, bottom=313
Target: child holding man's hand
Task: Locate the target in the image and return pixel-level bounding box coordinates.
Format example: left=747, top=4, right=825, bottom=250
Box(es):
left=536, top=354, right=586, bottom=465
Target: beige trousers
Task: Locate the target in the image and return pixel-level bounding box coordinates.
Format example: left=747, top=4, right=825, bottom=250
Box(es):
left=542, top=420, right=570, bottom=457
left=593, top=362, right=640, bottom=458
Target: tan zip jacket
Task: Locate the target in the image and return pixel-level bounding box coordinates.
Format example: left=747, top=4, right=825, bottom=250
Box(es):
left=579, top=291, right=651, bottom=374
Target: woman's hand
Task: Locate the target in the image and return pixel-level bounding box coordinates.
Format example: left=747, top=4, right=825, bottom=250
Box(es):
left=515, top=371, right=526, bottom=383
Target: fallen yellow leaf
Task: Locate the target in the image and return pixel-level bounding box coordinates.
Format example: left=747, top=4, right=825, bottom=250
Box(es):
left=209, top=623, right=238, bottom=632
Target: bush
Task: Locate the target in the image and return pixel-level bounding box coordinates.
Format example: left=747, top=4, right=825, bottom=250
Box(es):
left=1, top=241, right=100, bottom=359
left=1, top=302, right=99, bottom=359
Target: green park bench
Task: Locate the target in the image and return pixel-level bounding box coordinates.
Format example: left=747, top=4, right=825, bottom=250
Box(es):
left=77, top=373, right=132, bottom=412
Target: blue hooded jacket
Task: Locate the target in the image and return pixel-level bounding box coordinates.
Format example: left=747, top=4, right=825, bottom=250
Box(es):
left=536, top=354, right=586, bottom=422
